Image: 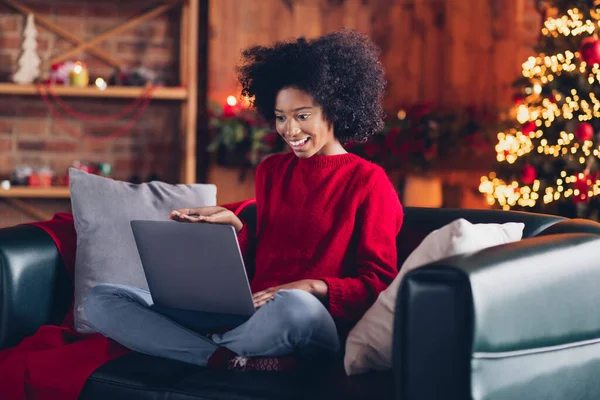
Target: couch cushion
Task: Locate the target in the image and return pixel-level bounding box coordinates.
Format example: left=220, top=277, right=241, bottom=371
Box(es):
left=79, top=353, right=395, bottom=400
left=345, top=218, right=524, bottom=375
left=396, top=207, right=563, bottom=264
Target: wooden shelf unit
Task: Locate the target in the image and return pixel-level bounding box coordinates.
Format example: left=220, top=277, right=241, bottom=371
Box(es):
left=0, top=0, right=201, bottom=222
left=0, top=0, right=199, bottom=184
left=0, top=83, right=188, bottom=100
left=0, top=187, right=70, bottom=199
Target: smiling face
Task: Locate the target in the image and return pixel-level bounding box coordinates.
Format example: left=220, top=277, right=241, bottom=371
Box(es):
left=274, top=87, right=346, bottom=158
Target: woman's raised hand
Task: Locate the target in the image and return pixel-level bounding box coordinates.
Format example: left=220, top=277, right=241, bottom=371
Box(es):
left=170, top=206, right=244, bottom=233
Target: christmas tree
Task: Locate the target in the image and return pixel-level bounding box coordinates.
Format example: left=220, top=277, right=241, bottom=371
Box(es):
left=480, top=0, right=600, bottom=220
left=13, top=14, right=40, bottom=85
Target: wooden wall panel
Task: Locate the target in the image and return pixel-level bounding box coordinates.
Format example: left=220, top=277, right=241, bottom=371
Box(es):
left=208, top=0, right=373, bottom=105
left=420, top=3, right=443, bottom=104
left=206, top=0, right=539, bottom=206
left=208, top=0, right=536, bottom=111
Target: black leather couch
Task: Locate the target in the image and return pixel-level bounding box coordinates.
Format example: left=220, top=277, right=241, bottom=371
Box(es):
left=3, top=206, right=600, bottom=400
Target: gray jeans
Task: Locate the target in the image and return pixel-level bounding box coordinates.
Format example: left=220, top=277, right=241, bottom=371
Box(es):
left=83, top=284, right=340, bottom=366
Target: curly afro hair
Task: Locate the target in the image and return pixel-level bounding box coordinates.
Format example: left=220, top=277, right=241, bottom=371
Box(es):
left=236, top=29, right=386, bottom=144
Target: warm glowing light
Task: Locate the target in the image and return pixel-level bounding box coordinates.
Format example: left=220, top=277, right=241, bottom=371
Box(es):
left=516, top=105, right=531, bottom=124
left=226, top=96, right=237, bottom=106
left=542, top=9, right=595, bottom=38
left=482, top=7, right=600, bottom=211
left=397, top=110, right=406, bottom=120
left=494, top=128, right=534, bottom=163
left=95, top=77, right=107, bottom=91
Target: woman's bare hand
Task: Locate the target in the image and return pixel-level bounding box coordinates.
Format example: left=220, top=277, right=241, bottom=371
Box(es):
left=252, top=279, right=328, bottom=308
left=170, top=206, right=243, bottom=233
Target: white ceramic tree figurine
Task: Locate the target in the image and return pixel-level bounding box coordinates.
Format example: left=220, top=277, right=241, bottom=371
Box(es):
left=13, top=14, right=41, bottom=84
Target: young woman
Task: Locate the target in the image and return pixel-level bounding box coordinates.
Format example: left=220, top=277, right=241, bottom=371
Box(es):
left=84, top=29, right=403, bottom=371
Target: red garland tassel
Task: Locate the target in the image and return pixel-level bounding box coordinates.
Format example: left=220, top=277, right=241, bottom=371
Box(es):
left=36, top=83, right=154, bottom=143
left=46, top=85, right=153, bottom=123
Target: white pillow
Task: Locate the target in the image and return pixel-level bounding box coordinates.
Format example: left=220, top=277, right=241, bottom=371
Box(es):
left=344, top=218, right=525, bottom=375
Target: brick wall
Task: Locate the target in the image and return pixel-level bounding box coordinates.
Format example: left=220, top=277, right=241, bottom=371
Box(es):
left=0, top=0, right=181, bottom=227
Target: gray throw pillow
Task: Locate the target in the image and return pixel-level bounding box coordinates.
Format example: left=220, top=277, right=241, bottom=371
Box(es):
left=69, top=168, right=217, bottom=333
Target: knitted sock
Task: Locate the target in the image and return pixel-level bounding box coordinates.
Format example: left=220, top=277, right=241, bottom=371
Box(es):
left=207, top=347, right=238, bottom=370
left=227, top=355, right=297, bottom=372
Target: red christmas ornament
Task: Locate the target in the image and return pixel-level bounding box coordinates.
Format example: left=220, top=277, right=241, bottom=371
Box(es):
left=579, top=37, right=600, bottom=66
left=521, top=164, right=537, bottom=185
left=575, top=122, right=595, bottom=141
left=573, top=172, right=599, bottom=203
left=522, top=121, right=537, bottom=136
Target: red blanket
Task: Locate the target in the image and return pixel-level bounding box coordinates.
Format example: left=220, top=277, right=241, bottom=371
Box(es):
left=0, top=213, right=131, bottom=400
left=0, top=200, right=255, bottom=400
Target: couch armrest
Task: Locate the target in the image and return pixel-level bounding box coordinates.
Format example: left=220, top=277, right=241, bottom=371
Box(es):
left=0, top=225, right=72, bottom=349
left=393, top=233, right=600, bottom=400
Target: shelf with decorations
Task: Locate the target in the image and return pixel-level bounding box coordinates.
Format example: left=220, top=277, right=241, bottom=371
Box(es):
left=0, top=0, right=202, bottom=223
left=0, top=83, right=188, bottom=100
left=0, top=186, right=70, bottom=199
left=1, top=0, right=199, bottom=186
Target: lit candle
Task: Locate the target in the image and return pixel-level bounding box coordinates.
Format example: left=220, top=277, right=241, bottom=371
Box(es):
left=224, top=95, right=238, bottom=117
left=70, top=61, right=89, bottom=87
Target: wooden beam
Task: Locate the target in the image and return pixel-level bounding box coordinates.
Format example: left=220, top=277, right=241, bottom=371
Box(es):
left=180, top=1, right=190, bottom=88
left=0, top=186, right=70, bottom=199
left=179, top=0, right=190, bottom=183
left=184, top=0, right=199, bottom=184
left=45, top=1, right=182, bottom=68
left=195, top=0, right=210, bottom=184
left=2, top=0, right=124, bottom=68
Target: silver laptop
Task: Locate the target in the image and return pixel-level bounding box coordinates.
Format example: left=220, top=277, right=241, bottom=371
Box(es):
left=130, top=220, right=255, bottom=317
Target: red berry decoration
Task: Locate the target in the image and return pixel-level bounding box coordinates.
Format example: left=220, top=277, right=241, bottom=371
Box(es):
left=575, top=122, right=595, bottom=141
left=521, top=164, right=537, bottom=185
left=579, top=37, right=600, bottom=66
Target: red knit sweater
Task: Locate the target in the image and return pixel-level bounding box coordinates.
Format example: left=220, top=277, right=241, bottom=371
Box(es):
left=236, top=152, right=403, bottom=322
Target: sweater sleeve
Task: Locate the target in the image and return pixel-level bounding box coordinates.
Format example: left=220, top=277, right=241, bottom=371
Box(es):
left=220, top=200, right=254, bottom=264
left=222, top=158, right=269, bottom=269
left=321, top=169, right=404, bottom=321
left=236, top=222, right=251, bottom=262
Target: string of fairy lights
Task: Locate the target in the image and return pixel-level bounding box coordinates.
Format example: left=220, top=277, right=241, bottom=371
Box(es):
left=479, top=6, right=600, bottom=210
